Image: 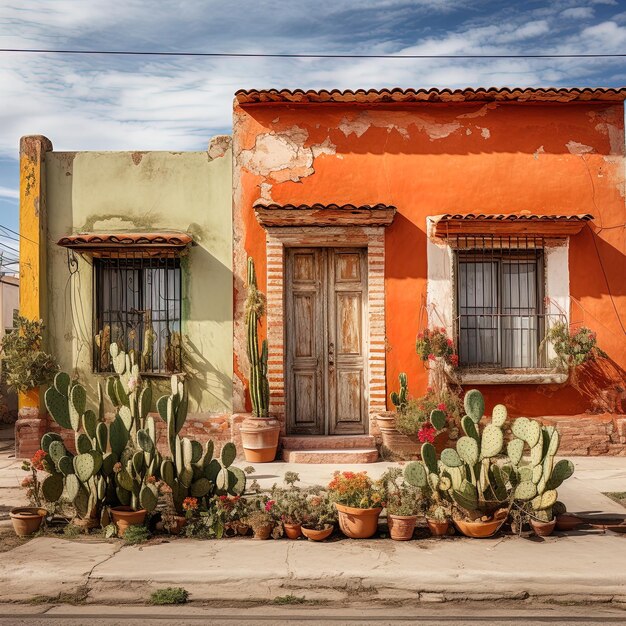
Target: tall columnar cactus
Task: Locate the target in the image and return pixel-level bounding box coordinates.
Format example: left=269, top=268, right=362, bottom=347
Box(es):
left=390, top=373, right=409, bottom=413
left=245, top=257, right=270, bottom=418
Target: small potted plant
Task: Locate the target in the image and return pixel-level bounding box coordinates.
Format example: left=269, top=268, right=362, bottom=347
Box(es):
left=327, top=471, right=384, bottom=539
left=381, top=467, right=424, bottom=541
left=11, top=449, right=50, bottom=537
left=529, top=508, right=557, bottom=537
left=271, top=472, right=307, bottom=539
left=301, top=491, right=337, bottom=541
left=245, top=498, right=275, bottom=540
left=427, top=504, right=451, bottom=537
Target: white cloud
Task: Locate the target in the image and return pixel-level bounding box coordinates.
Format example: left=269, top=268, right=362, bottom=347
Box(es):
left=561, top=7, right=595, bottom=19
left=0, top=186, right=19, bottom=200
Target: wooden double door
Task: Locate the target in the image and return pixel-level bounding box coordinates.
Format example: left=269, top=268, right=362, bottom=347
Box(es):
left=285, top=247, right=368, bottom=435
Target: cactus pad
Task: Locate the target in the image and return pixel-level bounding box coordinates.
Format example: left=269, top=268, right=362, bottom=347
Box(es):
left=140, top=484, right=158, bottom=512
left=456, top=436, right=479, bottom=466
left=44, top=386, right=72, bottom=430
left=514, top=480, right=537, bottom=501
left=119, top=405, right=133, bottom=432
left=480, top=424, right=504, bottom=459
left=215, top=468, right=230, bottom=493
left=404, top=461, right=427, bottom=488
left=452, top=480, right=478, bottom=512
left=461, top=415, right=479, bottom=441
left=58, top=456, right=74, bottom=476
left=42, top=473, right=64, bottom=502
left=102, top=452, right=117, bottom=475
left=138, top=386, right=152, bottom=421
left=82, top=410, right=97, bottom=439
left=421, top=442, right=438, bottom=474
left=190, top=477, right=211, bottom=497
left=48, top=440, right=67, bottom=464
left=69, top=384, right=87, bottom=431
left=221, top=442, right=237, bottom=467
left=156, top=395, right=168, bottom=422
left=109, top=414, right=129, bottom=456
left=41, top=432, right=63, bottom=453
left=161, top=459, right=175, bottom=488
left=531, top=489, right=557, bottom=511
left=491, top=404, right=507, bottom=428
left=511, top=417, right=541, bottom=448
left=76, top=433, right=92, bottom=454
left=552, top=501, right=567, bottom=516
left=507, top=439, right=524, bottom=466
left=464, top=389, right=485, bottom=424
left=136, top=429, right=154, bottom=453
left=547, top=429, right=560, bottom=456
left=547, top=459, right=574, bottom=490
left=132, top=450, right=145, bottom=475
left=53, top=371, right=71, bottom=396
left=438, top=475, right=452, bottom=491
left=116, top=467, right=133, bottom=491
left=73, top=453, right=96, bottom=482
left=441, top=448, right=463, bottom=468
left=429, top=409, right=447, bottom=431
left=229, top=466, right=246, bottom=495
left=179, top=467, right=193, bottom=488
left=65, top=473, right=80, bottom=501
left=96, top=422, right=108, bottom=453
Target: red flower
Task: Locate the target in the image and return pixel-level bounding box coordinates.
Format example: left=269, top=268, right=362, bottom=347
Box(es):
left=427, top=353, right=436, bottom=361
left=449, top=354, right=459, bottom=367
left=418, top=424, right=436, bottom=443
left=446, top=338, right=454, bottom=347
left=437, top=403, right=446, bottom=411
left=265, top=499, right=275, bottom=512
left=426, top=386, right=433, bottom=393
left=31, top=449, right=47, bottom=471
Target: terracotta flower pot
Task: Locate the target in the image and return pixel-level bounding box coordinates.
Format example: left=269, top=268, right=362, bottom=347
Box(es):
left=168, top=515, right=187, bottom=535
left=110, top=506, right=147, bottom=536
left=555, top=514, right=583, bottom=531
left=72, top=516, right=100, bottom=531
left=335, top=503, right=382, bottom=539
left=234, top=522, right=250, bottom=536
left=387, top=514, right=418, bottom=541
left=240, top=416, right=280, bottom=463
left=427, top=518, right=450, bottom=537
left=301, top=524, right=334, bottom=541
left=454, top=517, right=505, bottom=538
left=10, top=507, right=47, bottom=537
left=531, top=518, right=556, bottom=537
left=283, top=522, right=302, bottom=539
left=253, top=523, right=273, bottom=540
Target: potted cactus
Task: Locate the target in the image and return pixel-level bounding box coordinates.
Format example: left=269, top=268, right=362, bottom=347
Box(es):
left=240, top=257, right=280, bottom=462
left=380, top=467, right=423, bottom=541
left=509, top=416, right=575, bottom=537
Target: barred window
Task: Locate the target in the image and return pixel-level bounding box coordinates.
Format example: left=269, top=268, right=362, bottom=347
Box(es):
left=93, top=254, right=182, bottom=374
left=454, top=236, right=550, bottom=370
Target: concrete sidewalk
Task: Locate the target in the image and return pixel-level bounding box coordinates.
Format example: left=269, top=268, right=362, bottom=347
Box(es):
left=1, top=531, right=625, bottom=605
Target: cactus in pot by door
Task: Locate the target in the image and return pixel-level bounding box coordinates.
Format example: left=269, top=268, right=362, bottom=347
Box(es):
left=240, top=257, right=280, bottom=463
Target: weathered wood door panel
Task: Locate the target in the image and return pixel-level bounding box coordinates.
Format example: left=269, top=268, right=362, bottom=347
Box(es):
left=286, top=247, right=367, bottom=435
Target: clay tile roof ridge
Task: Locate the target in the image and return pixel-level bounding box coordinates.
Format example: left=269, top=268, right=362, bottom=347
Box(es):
left=57, top=232, right=194, bottom=247
left=439, top=213, right=594, bottom=221
left=254, top=202, right=397, bottom=211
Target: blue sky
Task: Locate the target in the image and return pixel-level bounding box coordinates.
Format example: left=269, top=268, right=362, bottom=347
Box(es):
left=1, top=0, right=625, bottom=262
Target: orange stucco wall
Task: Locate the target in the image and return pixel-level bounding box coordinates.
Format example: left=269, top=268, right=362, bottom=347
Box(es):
left=233, top=100, right=626, bottom=418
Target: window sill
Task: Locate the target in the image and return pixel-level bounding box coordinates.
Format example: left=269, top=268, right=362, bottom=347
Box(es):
left=456, top=369, right=568, bottom=385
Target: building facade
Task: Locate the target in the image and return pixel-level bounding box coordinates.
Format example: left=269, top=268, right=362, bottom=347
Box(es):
left=16, top=87, right=626, bottom=459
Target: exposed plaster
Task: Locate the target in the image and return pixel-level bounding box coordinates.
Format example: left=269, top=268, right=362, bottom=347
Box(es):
left=533, top=145, right=545, bottom=160
left=566, top=141, right=594, bottom=155
left=207, top=135, right=232, bottom=160
left=457, top=103, right=498, bottom=119
left=131, top=152, right=145, bottom=165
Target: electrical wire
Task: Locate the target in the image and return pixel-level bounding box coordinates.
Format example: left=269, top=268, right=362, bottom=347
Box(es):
left=0, top=224, right=37, bottom=245
left=2, top=47, right=626, bottom=59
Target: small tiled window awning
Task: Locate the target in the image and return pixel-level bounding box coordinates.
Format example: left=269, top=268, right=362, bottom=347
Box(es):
left=56, top=232, right=194, bottom=257
left=432, top=213, right=593, bottom=239
left=254, top=203, right=397, bottom=227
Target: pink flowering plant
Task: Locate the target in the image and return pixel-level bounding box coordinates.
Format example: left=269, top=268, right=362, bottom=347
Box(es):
left=545, top=322, right=606, bottom=369
left=396, top=388, right=463, bottom=440
left=415, top=327, right=459, bottom=367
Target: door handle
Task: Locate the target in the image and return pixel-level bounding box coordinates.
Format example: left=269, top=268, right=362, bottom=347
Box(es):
left=328, top=342, right=335, bottom=370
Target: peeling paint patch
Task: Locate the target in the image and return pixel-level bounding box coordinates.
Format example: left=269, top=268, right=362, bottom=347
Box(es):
left=480, top=127, right=491, bottom=139
left=207, top=135, right=232, bottom=160
left=457, top=103, right=498, bottom=119
left=130, top=152, right=145, bottom=165
left=339, top=111, right=459, bottom=141
left=566, top=141, right=594, bottom=155
left=533, top=145, right=545, bottom=160
left=238, top=126, right=336, bottom=184
left=259, top=182, right=273, bottom=203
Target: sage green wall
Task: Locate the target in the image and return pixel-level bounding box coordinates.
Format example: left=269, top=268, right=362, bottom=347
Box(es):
left=45, top=143, right=233, bottom=415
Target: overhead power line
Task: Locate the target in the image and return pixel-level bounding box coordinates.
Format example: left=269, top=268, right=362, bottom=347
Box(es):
left=1, top=48, right=626, bottom=59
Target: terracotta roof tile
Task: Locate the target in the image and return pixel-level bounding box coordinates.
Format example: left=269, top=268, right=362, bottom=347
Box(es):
left=235, top=87, right=626, bottom=105
left=439, top=213, right=594, bottom=222
left=253, top=202, right=396, bottom=211
left=57, top=232, right=193, bottom=249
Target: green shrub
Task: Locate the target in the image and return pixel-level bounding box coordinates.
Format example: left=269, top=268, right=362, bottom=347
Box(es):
left=123, top=525, right=150, bottom=545
left=150, top=587, right=189, bottom=605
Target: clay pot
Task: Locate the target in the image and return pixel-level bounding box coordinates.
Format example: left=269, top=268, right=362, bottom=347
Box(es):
left=240, top=416, right=280, bottom=463
left=387, top=514, right=418, bottom=541
left=10, top=507, right=47, bottom=537
left=427, top=518, right=450, bottom=537
left=253, top=523, right=273, bottom=540
left=379, top=415, right=448, bottom=459
left=72, top=516, right=100, bottom=531
left=335, top=503, right=382, bottom=539
left=555, top=514, right=583, bottom=531
left=110, top=506, right=147, bottom=536
left=283, top=522, right=302, bottom=539
left=234, top=522, right=250, bottom=536
left=531, top=518, right=557, bottom=537
left=301, top=524, right=334, bottom=541
left=454, top=517, right=505, bottom=538
left=168, top=515, right=187, bottom=535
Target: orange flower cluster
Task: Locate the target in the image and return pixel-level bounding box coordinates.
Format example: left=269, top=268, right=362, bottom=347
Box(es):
left=327, top=471, right=383, bottom=509
left=182, top=497, right=199, bottom=512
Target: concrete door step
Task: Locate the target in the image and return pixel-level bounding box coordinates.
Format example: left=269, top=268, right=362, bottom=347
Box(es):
left=282, top=448, right=380, bottom=464
left=281, top=435, right=376, bottom=450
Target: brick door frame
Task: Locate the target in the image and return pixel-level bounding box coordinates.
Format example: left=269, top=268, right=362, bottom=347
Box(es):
left=263, top=226, right=386, bottom=435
